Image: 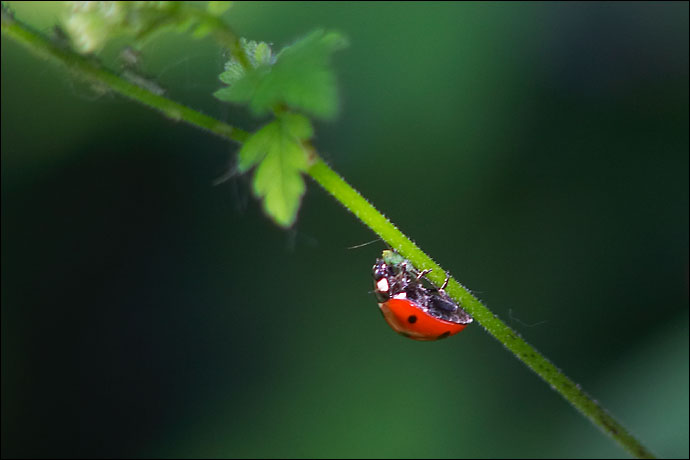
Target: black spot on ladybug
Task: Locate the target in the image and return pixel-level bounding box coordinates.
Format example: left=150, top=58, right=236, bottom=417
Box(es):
left=407, top=315, right=417, bottom=324
left=437, top=331, right=451, bottom=340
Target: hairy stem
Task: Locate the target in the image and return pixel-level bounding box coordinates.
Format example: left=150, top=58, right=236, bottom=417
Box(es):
left=306, top=159, right=654, bottom=458
left=2, top=14, right=654, bottom=459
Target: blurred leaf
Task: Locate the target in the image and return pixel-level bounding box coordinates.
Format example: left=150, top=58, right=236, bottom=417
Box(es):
left=237, top=114, right=313, bottom=227
left=215, top=39, right=275, bottom=106
left=207, top=1, right=233, bottom=16
left=214, top=29, right=348, bottom=118
left=62, top=1, right=180, bottom=53
left=190, top=19, right=215, bottom=39
left=61, top=1, right=233, bottom=53
left=253, top=42, right=273, bottom=66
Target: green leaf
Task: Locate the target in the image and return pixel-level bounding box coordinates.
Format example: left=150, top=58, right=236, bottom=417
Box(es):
left=214, top=29, right=348, bottom=119
left=237, top=114, right=313, bottom=227
left=236, top=119, right=276, bottom=172
left=253, top=42, right=273, bottom=66
left=214, top=38, right=273, bottom=99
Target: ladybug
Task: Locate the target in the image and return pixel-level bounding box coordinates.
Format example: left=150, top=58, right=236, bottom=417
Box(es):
left=373, top=250, right=472, bottom=341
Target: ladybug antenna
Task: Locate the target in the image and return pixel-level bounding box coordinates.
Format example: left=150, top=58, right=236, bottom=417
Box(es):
left=347, top=238, right=383, bottom=250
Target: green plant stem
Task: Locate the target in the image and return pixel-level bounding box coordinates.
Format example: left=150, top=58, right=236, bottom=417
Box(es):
left=306, top=159, right=654, bottom=459
left=1, top=15, right=655, bottom=459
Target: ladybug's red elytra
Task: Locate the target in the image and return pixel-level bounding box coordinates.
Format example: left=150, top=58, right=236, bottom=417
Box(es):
left=373, top=250, right=472, bottom=341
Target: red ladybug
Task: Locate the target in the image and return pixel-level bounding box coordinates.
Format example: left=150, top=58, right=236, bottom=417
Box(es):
left=373, top=250, right=472, bottom=341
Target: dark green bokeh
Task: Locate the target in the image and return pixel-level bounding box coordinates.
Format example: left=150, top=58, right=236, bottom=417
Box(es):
left=2, top=2, right=688, bottom=458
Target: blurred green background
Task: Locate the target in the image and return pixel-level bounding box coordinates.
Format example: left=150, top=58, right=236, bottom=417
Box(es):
left=2, top=2, right=688, bottom=458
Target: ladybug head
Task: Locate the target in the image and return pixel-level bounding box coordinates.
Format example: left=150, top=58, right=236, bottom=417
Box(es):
left=372, top=259, right=392, bottom=303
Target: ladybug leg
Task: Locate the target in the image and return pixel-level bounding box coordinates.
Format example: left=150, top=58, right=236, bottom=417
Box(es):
left=396, top=263, right=409, bottom=281
left=441, top=274, right=450, bottom=291
left=390, top=263, right=413, bottom=294
left=416, top=268, right=432, bottom=281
